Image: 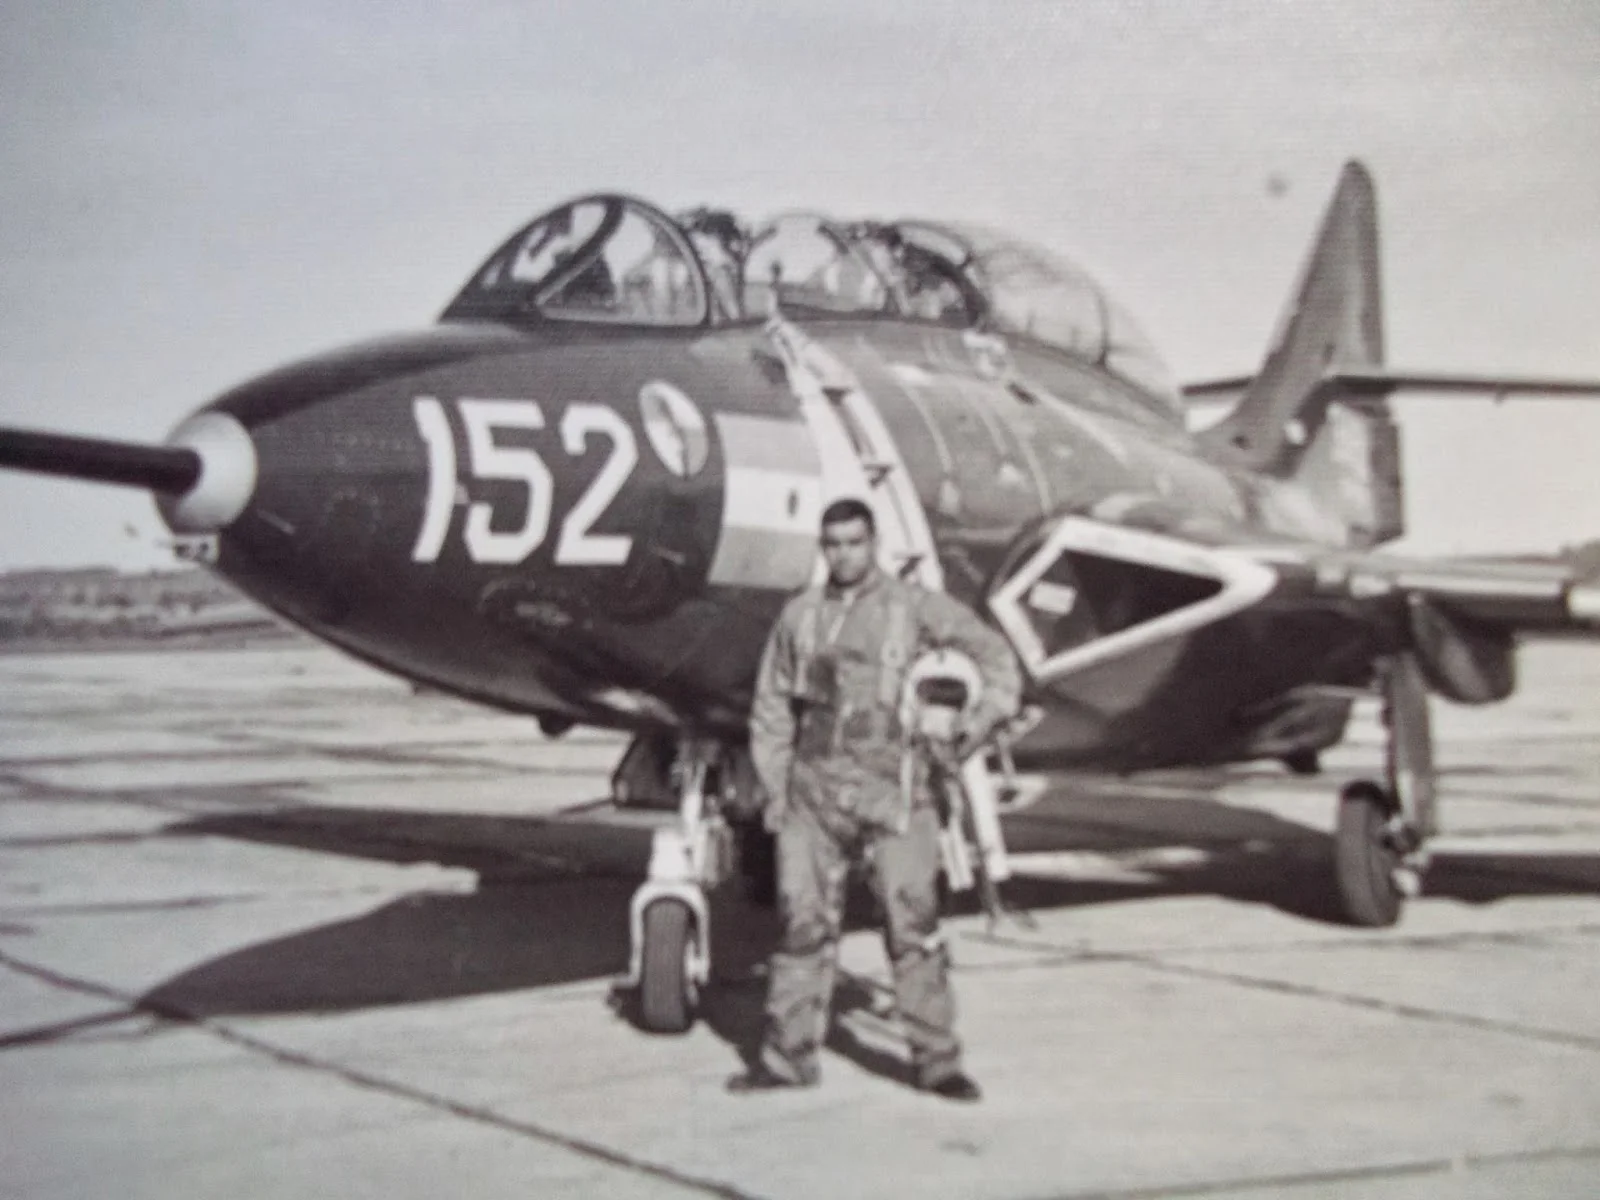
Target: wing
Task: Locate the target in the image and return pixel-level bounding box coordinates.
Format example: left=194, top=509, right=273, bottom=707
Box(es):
left=1250, top=543, right=1600, bottom=632
left=1251, top=541, right=1600, bottom=704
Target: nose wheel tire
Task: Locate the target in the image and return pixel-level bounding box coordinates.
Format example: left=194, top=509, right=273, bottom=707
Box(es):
left=1334, top=781, right=1405, bottom=928
left=638, top=899, right=696, bottom=1034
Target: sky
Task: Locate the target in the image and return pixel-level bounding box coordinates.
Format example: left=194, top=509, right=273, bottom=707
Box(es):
left=1, top=0, right=1597, bottom=569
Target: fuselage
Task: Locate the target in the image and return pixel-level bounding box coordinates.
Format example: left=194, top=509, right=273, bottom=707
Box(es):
left=149, top=193, right=1401, bottom=771
left=184, top=310, right=1383, bottom=770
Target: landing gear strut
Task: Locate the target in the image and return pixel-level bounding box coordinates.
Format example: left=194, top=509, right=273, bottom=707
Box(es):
left=619, top=736, right=746, bottom=1033
left=1333, top=654, right=1434, bottom=927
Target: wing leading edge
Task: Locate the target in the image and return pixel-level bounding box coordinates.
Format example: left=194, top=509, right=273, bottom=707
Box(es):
left=1246, top=543, right=1600, bottom=632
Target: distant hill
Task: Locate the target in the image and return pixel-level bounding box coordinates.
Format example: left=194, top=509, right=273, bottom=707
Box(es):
left=0, top=566, right=302, bottom=650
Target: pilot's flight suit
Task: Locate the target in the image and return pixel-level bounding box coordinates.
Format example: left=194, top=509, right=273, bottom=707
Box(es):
left=748, top=568, right=1020, bottom=1088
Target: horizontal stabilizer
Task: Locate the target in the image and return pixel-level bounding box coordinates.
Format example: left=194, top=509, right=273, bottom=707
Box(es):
left=1328, top=368, right=1600, bottom=400
left=1185, top=369, right=1600, bottom=401
left=0, top=427, right=200, bottom=494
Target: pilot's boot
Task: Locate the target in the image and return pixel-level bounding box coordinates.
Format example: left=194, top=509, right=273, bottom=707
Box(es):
left=726, top=1059, right=818, bottom=1092
left=919, top=1070, right=983, bottom=1102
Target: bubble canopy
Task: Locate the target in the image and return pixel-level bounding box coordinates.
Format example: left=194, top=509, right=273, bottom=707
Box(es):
left=441, top=194, right=1177, bottom=403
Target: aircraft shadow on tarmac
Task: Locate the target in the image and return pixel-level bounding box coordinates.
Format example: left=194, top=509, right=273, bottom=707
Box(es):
left=143, top=771, right=1600, bottom=1037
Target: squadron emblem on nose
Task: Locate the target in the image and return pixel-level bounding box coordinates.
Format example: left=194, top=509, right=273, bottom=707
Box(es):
left=639, top=381, right=708, bottom=479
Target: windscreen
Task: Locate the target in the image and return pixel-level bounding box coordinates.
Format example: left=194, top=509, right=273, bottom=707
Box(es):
left=444, top=197, right=707, bottom=327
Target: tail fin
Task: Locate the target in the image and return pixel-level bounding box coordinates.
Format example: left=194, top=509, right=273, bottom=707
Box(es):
left=1199, top=160, right=1403, bottom=545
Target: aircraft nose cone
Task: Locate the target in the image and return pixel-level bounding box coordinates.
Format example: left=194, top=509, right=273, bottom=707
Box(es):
left=155, top=411, right=259, bottom=533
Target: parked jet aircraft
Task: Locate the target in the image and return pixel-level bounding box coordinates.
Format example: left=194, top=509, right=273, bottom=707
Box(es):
left=3, top=161, right=1598, bottom=1031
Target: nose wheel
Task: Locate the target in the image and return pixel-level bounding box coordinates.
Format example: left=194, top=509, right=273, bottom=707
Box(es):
left=637, top=898, right=697, bottom=1034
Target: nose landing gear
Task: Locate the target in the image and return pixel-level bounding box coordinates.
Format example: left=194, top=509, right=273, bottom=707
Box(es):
left=1332, top=654, right=1435, bottom=927
left=618, top=736, right=743, bottom=1033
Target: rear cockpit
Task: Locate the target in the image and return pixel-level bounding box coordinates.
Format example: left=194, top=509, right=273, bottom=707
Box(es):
left=441, top=193, right=1177, bottom=406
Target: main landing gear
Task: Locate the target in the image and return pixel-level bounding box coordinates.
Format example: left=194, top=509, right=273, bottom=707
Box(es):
left=1332, top=653, right=1436, bottom=927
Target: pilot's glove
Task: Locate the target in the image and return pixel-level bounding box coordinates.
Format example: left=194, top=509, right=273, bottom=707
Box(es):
left=722, top=755, right=769, bottom=823
left=953, top=704, right=1006, bottom=762
left=953, top=694, right=1017, bottom=761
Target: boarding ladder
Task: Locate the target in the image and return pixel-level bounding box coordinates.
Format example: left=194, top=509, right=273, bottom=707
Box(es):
left=765, top=314, right=942, bottom=589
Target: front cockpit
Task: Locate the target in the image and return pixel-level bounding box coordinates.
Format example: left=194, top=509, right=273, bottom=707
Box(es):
left=444, top=196, right=711, bottom=329
left=441, top=193, right=1178, bottom=409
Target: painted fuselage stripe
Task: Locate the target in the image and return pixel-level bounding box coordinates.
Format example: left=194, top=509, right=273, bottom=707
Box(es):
left=709, top=414, right=822, bottom=589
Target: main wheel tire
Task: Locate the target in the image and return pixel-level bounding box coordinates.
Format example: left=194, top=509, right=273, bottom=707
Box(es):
left=639, top=900, right=696, bottom=1034
left=1334, top=781, right=1404, bottom=928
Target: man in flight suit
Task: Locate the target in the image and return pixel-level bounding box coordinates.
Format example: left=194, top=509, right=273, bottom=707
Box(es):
left=728, top=498, right=1021, bottom=1101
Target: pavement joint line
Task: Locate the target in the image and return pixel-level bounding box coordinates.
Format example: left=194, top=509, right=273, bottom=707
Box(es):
left=0, top=883, right=441, bottom=918
left=180, top=726, right=620, bottom=774
left=963, top=920, right=1600, bottom=966
left=1129, top=956, right=1600, bottom=1052
left=1027, top=1142, right=1600, bottom=1200
left=1435, top=822, right=1600, bottom=838
left=0, top=771, right=518, bottom=807
left=0, top=761, right=539, bottom=791
left=0, top=1008, right=151, bottom=1050
left=0, top=831, right=167, bottom=849
left=0, top=772, right=291, bottom=813
left=0, top=947, right=764, bottom=1200
left=1443, top=733, right=1600, bottom=748
left=1, top=742, right=616, bottom=777
left=2, top=749, right=334, bottom=768
left=968, top=918, right=1600, bottom=959
left=164, top=810, right=601, bottom=877
left=1437, top=791, right=1600, bottom=813
left=961, top=925, right=1600, bottom=1051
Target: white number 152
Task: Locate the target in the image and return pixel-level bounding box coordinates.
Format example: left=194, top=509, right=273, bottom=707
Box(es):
left=410, top=396, right=638, bottom=567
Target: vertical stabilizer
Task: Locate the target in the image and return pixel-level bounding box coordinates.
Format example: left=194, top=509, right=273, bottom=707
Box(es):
left=1201, top=161, right=1403, bottom=545
left=1201, top=161, right=1385, bottom=476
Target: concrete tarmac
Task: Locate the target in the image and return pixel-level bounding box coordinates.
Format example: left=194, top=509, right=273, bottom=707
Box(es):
left=2, top=642, right=1598, bottom=1199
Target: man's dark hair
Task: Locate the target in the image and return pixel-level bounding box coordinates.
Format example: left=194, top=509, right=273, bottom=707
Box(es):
left=821, top=497, right=875, bottom=534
